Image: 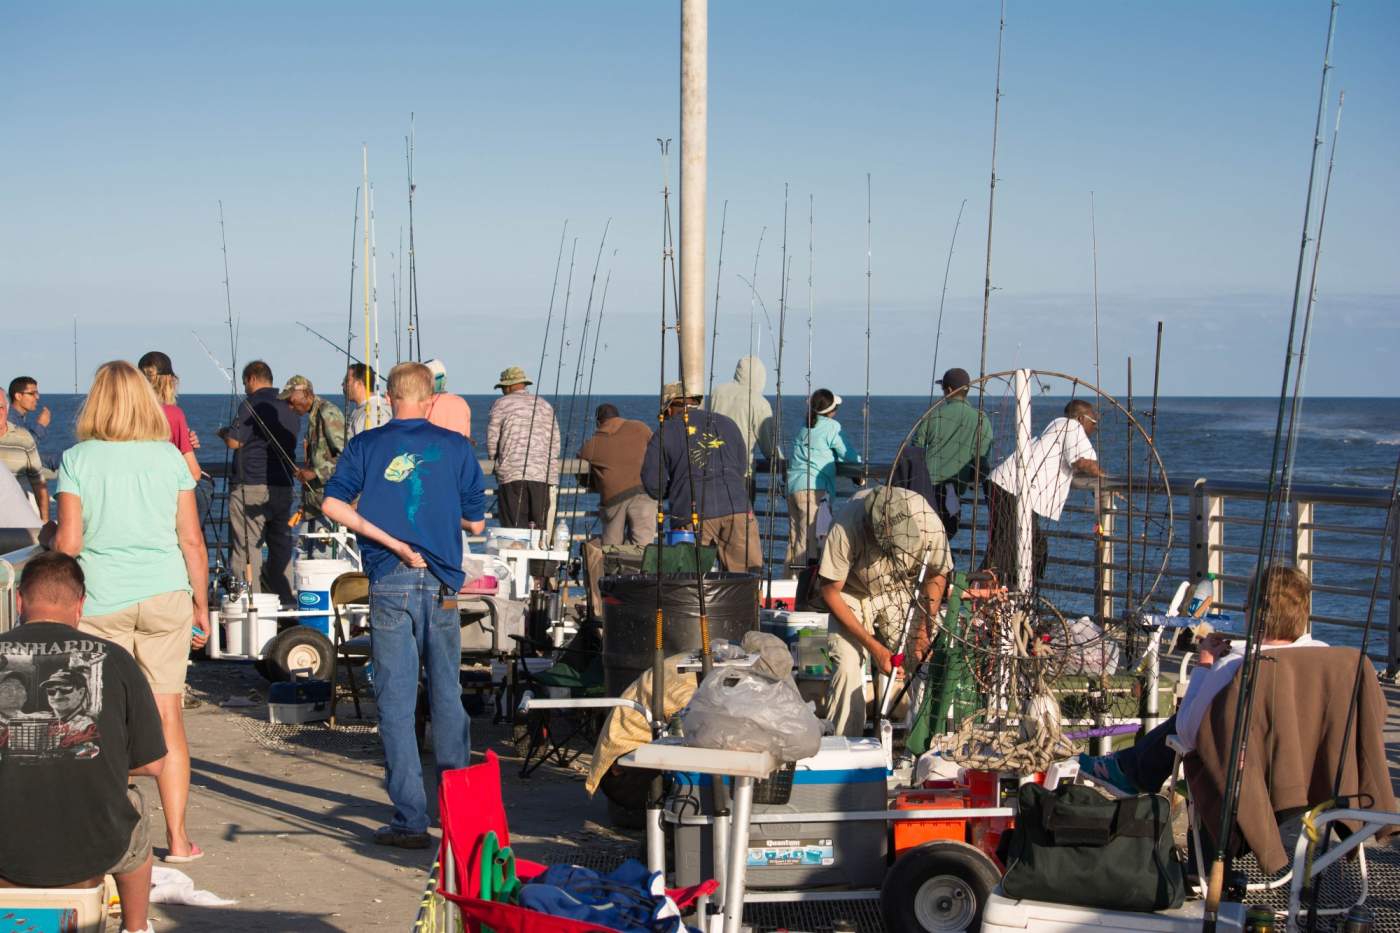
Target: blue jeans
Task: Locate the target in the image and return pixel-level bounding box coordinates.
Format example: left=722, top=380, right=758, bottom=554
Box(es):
left=370, top=563, right=468, bottom=833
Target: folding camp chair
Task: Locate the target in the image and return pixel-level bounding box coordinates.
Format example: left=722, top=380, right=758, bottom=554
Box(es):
left=435, top=750, right=716, bottom=933
left=328, top=571, right=371, bottom=725
left=510, top=622, right=608, bottom=777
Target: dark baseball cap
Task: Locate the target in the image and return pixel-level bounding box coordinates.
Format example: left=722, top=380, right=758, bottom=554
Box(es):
left=937, top=367, right=971, bottom=392
left=137, top=351, right=175, bottom=377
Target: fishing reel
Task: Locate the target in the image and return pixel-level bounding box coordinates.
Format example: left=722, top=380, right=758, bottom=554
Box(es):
left=212, top=566, right=247, bottom=604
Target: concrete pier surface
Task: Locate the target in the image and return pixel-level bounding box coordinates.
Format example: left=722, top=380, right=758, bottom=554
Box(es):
left=137, top=661, right=635, bottom=932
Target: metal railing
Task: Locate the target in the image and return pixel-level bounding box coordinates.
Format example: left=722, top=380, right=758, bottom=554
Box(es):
left=14, top=457, right=1394, bottom=671
left=747, top=462, right=1397, bottom=671
left=0, top=545, right=43, bottom=635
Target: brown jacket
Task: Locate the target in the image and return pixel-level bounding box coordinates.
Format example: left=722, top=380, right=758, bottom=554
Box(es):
left=579, top=417, right=652, bottom=507
left=1186, top=646, right=1397, bottom=873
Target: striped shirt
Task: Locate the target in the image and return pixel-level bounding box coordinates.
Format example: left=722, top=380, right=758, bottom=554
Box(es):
left=0, top=424, right=44, bottom=494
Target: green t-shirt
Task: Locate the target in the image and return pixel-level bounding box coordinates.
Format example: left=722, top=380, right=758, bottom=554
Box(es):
left=911, top=398, right=993, bottom=492
left=58, top=440, right=196, bottom=617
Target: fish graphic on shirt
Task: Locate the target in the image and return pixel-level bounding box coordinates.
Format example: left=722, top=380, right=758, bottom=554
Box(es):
left=383, top=447, right=442, bottom=524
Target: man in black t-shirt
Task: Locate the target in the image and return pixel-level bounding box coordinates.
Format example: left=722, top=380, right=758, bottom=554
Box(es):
left=0, top=552, right=167, bottom=933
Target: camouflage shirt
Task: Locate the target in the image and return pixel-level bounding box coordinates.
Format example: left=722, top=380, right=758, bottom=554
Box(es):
left=301, top=398, right=346, bottom=516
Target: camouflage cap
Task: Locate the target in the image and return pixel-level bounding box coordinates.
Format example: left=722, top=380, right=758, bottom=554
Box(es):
left=278, top=375, right=314, bottom=399
left=660, top=382, right=702, bottom=409
left=494, top=366, right=533, bottom=389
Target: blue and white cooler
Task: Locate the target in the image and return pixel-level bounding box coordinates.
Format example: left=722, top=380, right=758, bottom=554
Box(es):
left=293, top=559, right=359, bottom=639
left=670, top=736, right=888, bottom=889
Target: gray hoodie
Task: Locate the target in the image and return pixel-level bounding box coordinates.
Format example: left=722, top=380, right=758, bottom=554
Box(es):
left=707, top=356, right=779, bottom=474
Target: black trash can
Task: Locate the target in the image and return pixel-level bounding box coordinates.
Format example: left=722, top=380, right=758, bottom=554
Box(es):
left=600, top=572, right=760, bottom=697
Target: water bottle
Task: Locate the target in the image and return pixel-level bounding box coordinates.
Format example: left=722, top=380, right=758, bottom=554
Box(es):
left=553, top=517, right=571, bottom=552
left=1186, top=573, right=1217, bottom=618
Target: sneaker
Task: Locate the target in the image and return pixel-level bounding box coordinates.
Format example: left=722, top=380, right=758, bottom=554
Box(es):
left=373, top=827, right=432, bottom=849
left=1077, top=753, right=1139, bottom=796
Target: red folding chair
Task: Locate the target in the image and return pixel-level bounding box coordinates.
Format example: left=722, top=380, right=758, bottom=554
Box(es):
left=436, top=750, right=716, bottom=933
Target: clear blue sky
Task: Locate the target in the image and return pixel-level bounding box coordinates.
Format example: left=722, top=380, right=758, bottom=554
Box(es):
left=3, top=1, right=1397, bottom=397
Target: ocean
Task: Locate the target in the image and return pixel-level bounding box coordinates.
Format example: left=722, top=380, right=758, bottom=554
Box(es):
left=18, top=392, right=1400, bottom=656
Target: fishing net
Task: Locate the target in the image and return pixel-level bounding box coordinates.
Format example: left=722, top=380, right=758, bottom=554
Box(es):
left=875, top=369, right=1175, bottom=769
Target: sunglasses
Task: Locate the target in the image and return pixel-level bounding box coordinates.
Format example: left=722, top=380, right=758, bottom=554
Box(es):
left=45, top=684, right=79, bottom=696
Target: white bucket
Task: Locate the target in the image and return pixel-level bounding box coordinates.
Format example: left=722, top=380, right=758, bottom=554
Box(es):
left=293, top=559, right=357, bottom=639
left=220, top=593, right=282, bottom=658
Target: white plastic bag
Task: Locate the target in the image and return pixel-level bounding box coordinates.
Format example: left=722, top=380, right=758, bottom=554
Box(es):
left=680, top=669, right=822, bottom=763
left=1054, top=616, right=1120, bottom=676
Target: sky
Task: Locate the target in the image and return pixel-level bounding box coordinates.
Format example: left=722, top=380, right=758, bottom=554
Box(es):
left=3, top=1, right=1398, bottom=397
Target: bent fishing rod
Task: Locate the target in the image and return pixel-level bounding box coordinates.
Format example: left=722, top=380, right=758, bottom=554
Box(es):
left=517, top=221, right=569, bottom=532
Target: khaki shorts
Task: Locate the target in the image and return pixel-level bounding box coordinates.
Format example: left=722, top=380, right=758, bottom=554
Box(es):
left=110, top=785, right=152, bottom=876
left=81, top=590, right=193, bottom=694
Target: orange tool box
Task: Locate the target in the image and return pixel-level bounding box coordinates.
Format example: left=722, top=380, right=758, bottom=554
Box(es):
left=892, top=788, right=970, bottom=855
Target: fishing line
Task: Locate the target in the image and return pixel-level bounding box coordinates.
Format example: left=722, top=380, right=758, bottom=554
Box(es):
left=558, top=221, right=612, bottom=546
left=928, top=199, right=967, bottom=408
left=967, top=0, right=1006, bottom=570
left=1090, top=192, right=1102, bottom=392
left=518, top=221, right=570, bottom=528
left=577, top=251, right=618, bottom=538
left=343, top=187, right=360, bottom=379
left=862, top=172, right=872, bottom=481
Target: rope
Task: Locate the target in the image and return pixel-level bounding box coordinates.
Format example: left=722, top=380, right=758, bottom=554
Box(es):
left=928, top=704, right=1074, bottom=775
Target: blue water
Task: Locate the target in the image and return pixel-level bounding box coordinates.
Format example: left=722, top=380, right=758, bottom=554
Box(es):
left=22, top=393, right=1400, bottom=655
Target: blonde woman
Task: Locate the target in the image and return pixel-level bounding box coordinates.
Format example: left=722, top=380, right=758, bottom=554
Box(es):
left=55, top=360, right=209, bottom=863
left=137, top=350, right=201, bottom=483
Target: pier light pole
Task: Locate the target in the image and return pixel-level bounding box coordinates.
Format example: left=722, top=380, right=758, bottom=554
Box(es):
left=679, top=0, right=707, bottom=395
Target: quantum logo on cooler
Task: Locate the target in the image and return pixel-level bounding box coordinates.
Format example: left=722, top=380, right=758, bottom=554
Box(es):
left=298, top=592, right=322, bottom=608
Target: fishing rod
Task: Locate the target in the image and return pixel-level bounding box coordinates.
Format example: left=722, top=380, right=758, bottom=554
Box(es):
left=861, top=172, right=872, bottom=481
left=533, top=236, right=578, bottom=533
left=361, top=148, right=377, bottom=422
left=1204, top=5, right=1339, bottom=927
left=344, top=187, right=360, bottom=378
left=650, top=140, right=674, bottom=830
left=1284, top=90, right=1344, bottom=510
left=297, top=322, right=367, bottom=366
left=967, top=0, right=1006, bottom=569
left=928, top=199, right=967, bottom=407
left=368, top=182, right=383, bottom=395
left=1090, top=192, right=1102, bottom=391
left=764, top=184, right=791, bottom=595
left=72, top=318, right=78, bottom=394
left=744, top=228, right=767, bottom=367
left=406, top=113, right=422, bottom=361
left=1137, top=322, right=1164, bottom=610
left=804, top=195, right=815, bottom=540
left=517, top=221, right=569, bottom=530
left=214, top=202, right=244, bottom=585
left=393, top=227, right=403, bottom=365
left=706, top=201, right=728, bottom=408
left=559, top=221, right=612, bottom=546
left=571, top=252, right=619, bottom=544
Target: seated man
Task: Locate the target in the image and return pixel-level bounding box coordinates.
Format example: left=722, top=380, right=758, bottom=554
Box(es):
left=818, top=485, right=952, bottom=737
left=1079, top=565, right=1323, bottom=796
left=0, top=552, right=167, bottom=933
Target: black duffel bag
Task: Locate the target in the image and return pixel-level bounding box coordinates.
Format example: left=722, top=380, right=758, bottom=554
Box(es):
left=1001, top=782, right=1186, bottom=912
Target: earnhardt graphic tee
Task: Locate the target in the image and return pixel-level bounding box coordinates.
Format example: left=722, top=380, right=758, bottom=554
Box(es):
left=0, top=622, right=166, bottom=886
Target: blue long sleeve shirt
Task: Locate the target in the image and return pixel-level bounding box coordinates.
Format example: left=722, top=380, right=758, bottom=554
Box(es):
left=323, top=418, right=486, bottom=590
left=786, top=416, right=860, bottom=497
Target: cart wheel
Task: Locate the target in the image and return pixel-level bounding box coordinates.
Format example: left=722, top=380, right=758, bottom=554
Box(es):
left=881, top=840, right=1001, bottom=933
left=265, top=626, right=335, bottom=681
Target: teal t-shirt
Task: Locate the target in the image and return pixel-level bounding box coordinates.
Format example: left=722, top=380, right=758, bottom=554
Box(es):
left=58, top=440, right=196, bottom=617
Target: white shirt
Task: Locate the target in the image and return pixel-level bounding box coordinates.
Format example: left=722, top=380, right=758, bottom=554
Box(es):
left=988, top=416, right=1097, bottom=521
left=348, top=395, right=392, bottom=437
left=1175, top=633, right=1326, bottom=753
